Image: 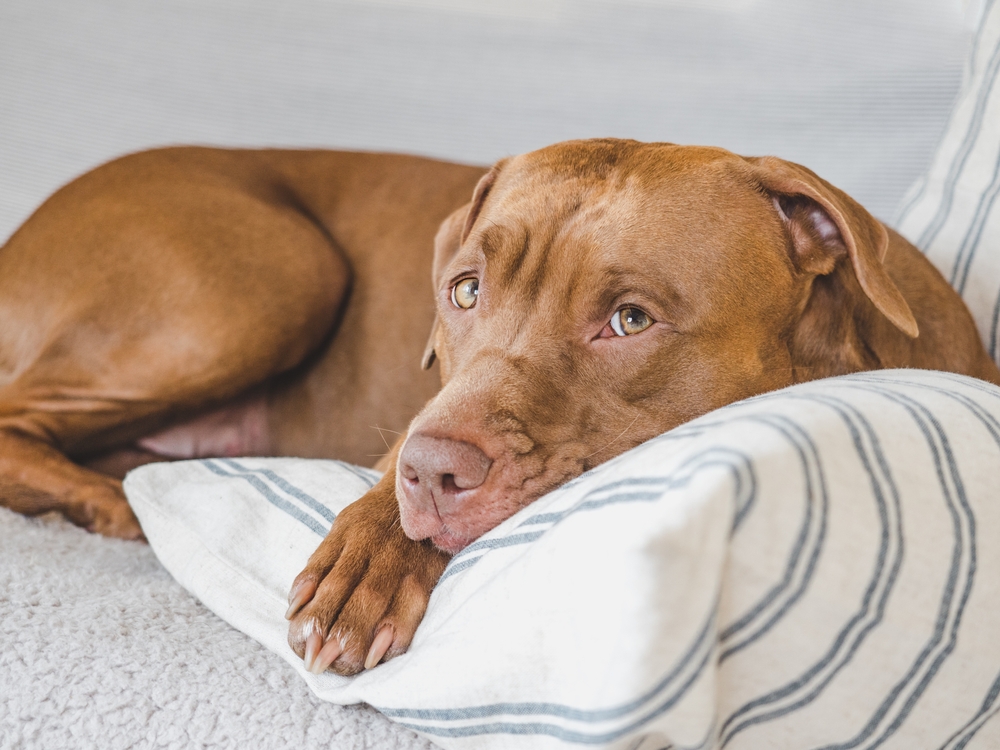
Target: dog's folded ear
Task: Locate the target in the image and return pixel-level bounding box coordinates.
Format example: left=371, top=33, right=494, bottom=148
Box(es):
left=460, top=163, right=501, bottom=245
left=747, top=156, right=919, bottom=339
left=422, top=161, right=505, bottom=371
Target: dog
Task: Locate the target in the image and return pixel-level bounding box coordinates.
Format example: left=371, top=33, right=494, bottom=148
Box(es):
left=2, top=139, right=997, bottom=678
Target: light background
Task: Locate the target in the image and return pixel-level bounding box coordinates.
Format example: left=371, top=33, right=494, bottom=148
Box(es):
left=0, top=0, right=982, bottom=243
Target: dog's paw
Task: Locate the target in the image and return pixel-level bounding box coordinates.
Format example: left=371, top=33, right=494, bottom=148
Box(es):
left=70, top=481, right=145, bottom=540
left=87, top=500, right=144, bottom=540
left=285, top=486, right=449, bottom=675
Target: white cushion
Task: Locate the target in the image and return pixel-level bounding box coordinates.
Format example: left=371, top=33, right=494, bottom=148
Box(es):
left=895, top=1, right=1000, bottom=367
left=125, top=370, right=1000, bottom=750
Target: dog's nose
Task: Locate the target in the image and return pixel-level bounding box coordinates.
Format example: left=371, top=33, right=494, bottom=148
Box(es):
left=398, top=433, right=492, bottom=516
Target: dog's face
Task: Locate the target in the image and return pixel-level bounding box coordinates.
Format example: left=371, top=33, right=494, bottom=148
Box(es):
left=396, top=139, right=918, bottom=552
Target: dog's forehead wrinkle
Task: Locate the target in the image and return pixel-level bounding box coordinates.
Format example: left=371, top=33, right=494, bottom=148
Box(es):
left=493, top=187, right=644, bottom=314
left=507, top=228, right=533, bottom=282
left=483, top=163, right=647, bottom=292
left=494, top=224, right=550, bottom=302
left=477, top=167, right=778, bottom=345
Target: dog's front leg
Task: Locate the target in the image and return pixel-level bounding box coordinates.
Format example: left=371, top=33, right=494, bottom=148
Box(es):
left=285, top=439, right=450, bottom=675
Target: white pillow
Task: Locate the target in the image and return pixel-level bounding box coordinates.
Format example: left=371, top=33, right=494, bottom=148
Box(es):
left=124, top=370, right=1000, bottom=750
left=895, top=1, right=1000, bottom=366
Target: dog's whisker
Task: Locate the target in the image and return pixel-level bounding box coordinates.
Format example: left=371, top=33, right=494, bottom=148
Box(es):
left=581, top=413, right=641, bottom=461
left=371, top=425, right=394, bottom=451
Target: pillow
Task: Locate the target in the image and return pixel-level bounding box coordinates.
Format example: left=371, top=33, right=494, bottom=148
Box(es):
left=895, top=1, right=1000, bottom=367
left=124, top=370, right=1000, bottom=750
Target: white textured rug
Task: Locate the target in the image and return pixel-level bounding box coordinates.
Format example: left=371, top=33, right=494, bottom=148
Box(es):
left=0, top=509, right=435, bottom=750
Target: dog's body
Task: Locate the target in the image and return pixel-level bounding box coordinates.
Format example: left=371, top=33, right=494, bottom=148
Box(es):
left=3, top=140, right=998, bottom=676
left=0, top=147, right=483, bottom=531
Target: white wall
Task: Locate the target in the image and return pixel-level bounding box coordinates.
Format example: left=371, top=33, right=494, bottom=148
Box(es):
left=0, top=0, right=975, bottom=240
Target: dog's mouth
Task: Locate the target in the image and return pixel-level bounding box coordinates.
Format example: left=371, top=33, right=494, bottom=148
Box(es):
left=397, top=492, right=480, bottom=552
left=395, top=420, right=594, bottom=554
left=397, top=444, right=587, bottom=554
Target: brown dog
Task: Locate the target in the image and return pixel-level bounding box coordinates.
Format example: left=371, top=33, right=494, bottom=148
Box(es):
left=2, top=139, right=997, bottom=678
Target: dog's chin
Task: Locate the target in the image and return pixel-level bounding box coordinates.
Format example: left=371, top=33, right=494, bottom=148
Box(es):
left=430, top=530, right=475, bottom=554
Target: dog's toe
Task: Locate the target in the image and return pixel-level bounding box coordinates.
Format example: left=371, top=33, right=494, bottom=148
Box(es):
left=285, top=484, right=451, bottom=675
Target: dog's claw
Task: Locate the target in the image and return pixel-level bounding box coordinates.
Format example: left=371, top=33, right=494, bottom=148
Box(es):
left=287, top=480, right=450, bottom=676
left=304, top=630, right=323, bottom=672
left=285, top=578, right=317, bottom=620
left=313, top=635, right=344, bottom=674
left=365, top=625, right=395, bottom=670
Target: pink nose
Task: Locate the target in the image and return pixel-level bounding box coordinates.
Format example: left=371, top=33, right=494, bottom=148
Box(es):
left=398, top=433, right=492, bottom=517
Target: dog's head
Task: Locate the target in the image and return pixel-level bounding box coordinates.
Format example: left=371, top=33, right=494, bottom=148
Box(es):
left=397, top=139, right=917, bottom=552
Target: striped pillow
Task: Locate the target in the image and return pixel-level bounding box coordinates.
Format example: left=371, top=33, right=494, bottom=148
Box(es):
left=895, top=0, right=1000, bottom=366
left=124, top=370, right=1000, bottom=749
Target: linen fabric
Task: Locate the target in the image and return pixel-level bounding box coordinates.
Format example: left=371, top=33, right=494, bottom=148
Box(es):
left=124, top=370, right=1000, bottom=749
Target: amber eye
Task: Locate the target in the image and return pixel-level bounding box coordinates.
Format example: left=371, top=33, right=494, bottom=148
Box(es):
left=609, top=306, right=653, bottom=336
left=451, top=277, right=480, bottom=309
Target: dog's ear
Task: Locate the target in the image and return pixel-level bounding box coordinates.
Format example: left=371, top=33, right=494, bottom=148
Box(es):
left=460, top=163, right=501, bottom=245
left=420, top=208, right=465, bottom=370
left=422, top=162, right=504, bottom=370
left=747, top=156, right=918, bottom=338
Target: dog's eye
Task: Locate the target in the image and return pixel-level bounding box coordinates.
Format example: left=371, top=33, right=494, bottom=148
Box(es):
left=451, top=278, right=479, bottom=309
left=609, top=306, right=652, bottom=336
